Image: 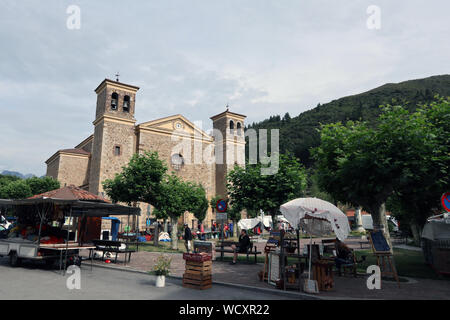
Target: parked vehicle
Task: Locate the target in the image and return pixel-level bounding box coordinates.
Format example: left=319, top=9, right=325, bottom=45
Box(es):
left=361, top=214, right=399, bottom=232
left=0, top=215, right=11, bottom=230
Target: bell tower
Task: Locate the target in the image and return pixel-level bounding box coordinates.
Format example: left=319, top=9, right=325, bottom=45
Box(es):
left=211, top=108, right=246, bottom=197
left=89, top=78, right=140, bottom=195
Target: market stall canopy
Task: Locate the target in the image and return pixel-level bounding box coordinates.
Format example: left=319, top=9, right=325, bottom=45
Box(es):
left=422, top=220, right=450, bottom=241
left=3, top=198, right=140, bottom=217
left=238, top=217, right=261, bottom=230
left=1, top=185, right=140, bottom=217
left=29, top=185, right=109, bottom=202
left=237, top=215, right=289, bottom=230
left=0, top=199, right=13, bottom=208
left=280, top=197, right=351, bottom=241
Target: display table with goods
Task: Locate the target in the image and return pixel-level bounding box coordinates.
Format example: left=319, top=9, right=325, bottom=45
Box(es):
left=182, top=252, right=212, bottom=290
left=266, top=230, right=307, bottom=291
left=279, top=197, right=352, bottom=293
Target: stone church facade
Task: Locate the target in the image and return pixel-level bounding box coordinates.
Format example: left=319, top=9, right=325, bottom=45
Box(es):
left=45, top=78, right=246, bottom=231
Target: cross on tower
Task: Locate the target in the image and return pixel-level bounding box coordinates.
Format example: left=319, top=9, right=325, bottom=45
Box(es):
left=115, top=72, right=120, bottom=82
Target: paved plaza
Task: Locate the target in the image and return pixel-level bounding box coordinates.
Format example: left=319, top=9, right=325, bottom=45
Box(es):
left=77, top=237, right=450, bottom=300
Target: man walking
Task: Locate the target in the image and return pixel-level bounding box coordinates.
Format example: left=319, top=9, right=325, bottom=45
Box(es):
left=184, top=223, right=193, bottom=253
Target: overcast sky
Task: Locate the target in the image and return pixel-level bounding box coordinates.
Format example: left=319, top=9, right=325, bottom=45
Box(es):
left=0, top=0, right=449, bottom=175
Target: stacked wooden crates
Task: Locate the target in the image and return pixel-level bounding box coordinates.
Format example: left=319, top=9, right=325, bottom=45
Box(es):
left=182, top=252, right=212, bottom=290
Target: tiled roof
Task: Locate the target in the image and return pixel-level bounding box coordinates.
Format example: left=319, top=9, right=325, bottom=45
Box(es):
left=28, top=185, right=109, bottom=202
left=346, top=210, right=391, bottom=217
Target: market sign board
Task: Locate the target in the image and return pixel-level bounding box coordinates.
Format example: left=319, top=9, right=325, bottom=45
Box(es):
left=441, top=192, right=450, bottom=212
left=268, top=252, right=280, bottom=286
left=216, top=212, right=227, bottom=222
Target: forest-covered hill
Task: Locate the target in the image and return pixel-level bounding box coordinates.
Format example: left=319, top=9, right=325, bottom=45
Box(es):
left=247, top=75, right=450, bottom=167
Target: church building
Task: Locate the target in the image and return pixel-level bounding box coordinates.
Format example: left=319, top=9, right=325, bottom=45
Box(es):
left=45, top=78, right=246, bottom=230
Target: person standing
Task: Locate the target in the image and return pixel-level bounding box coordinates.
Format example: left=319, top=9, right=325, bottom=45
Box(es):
left=183, top=224, right=193, bottom=253
left=224, top=224, right=229, bottom=239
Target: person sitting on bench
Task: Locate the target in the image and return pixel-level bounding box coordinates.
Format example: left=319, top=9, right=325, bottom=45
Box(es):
left=231, top=229, right=250, bottom=264
left=334, top=238, right=353, bottom=275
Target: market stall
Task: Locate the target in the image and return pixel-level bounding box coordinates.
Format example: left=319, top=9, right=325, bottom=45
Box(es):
left=0, top=186, right=140, bottom=273
left=422, top=214, right=450, bottom=275
left=275, top=197, right=351, bottom=293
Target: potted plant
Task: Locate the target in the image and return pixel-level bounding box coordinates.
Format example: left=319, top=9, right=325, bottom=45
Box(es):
left=152, top=255, right=172, bottom=287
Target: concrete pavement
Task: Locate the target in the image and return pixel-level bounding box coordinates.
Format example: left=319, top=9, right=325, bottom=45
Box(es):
left=0, top=257, right=312, bottom=300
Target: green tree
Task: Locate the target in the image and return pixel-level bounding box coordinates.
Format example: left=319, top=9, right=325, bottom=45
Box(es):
left=227, top=153, right=308, bottom=226
left=0, top=174, right=21, bottom=188
left=386, top=98, right=450, bottom=244
left=103, top=151, right=167, bottom=205
left=25, top=176, right=60, bottom=195
left=187, top=183, right=209, bottom=224
left=153, top=174, right=195, bottom=250
left=313, top=101, right=448, bottom=246
left=0, top=180, right=32, bottom=199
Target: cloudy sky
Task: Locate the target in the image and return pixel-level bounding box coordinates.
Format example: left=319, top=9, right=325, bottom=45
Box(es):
left=0, top=0, right=449, bottom=175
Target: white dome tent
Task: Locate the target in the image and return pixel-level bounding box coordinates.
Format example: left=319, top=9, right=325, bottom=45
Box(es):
left=280, top=197, right=351, bottom=293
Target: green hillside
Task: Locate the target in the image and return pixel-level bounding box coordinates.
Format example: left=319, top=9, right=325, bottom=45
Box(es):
left=247, top=75, right=450, bottom=167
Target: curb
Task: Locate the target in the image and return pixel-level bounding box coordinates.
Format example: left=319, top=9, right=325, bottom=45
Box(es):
left=81, top=262, right=323, bottom=300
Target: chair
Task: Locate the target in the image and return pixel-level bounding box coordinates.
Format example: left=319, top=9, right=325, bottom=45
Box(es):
left=336, top=249, right=366, bottom=277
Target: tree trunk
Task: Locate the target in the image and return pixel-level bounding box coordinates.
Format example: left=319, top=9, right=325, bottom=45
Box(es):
left=271, top=213, right=278, bottom=231
left=354, top=207, right=365, bottom=232
left=171, top=216, right=178, bottom=250
left=410, top=222, right=421, bottom=246
left=371, top=202, right=393, bottom=252
left=153, top=221, right=159, bottom=246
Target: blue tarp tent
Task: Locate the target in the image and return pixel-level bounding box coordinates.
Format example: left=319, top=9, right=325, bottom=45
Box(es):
left=102, top=217, right=120, bottom=241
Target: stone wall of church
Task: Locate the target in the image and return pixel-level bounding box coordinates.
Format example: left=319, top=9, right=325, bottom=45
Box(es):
left=90, top=119, right=137, bottom=195
left=46, top=157, right=60, bottom=181
left=137, top=130, right=216, bottom=228
left=56, top=154, right=90, bottom=187
left=88, top=123, right=104, bottom=195
left=96, top=87, right=136, bottom=121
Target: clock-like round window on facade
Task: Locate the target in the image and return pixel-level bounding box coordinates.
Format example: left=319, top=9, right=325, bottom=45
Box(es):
left=174, top=121, right=183, bottom=130
left=171, top=153, right=184, bottom=170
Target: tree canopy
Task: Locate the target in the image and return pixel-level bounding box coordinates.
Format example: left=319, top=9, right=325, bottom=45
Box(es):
left=313, top=98, right=449, bottom=243
left=103, top=151, right=167, bottom=205
left=0, top=175, right=60, bottom=199
left=227, top=153, right=308, bottom=221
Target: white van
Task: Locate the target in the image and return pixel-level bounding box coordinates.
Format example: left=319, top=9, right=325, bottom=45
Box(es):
left=361, top=215, right=399, bottom=232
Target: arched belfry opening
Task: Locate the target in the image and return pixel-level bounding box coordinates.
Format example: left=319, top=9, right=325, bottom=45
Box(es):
left=123, top=95, right=130, bottom=112
left=111, top=92, right=118, bottom=110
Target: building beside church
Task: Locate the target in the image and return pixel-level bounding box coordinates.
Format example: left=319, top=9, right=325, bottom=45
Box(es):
left=45, top=78, right=246, bottom=230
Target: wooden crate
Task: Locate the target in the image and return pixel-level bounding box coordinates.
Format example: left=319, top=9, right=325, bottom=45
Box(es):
left=182, top=281, right=212, bottom=290
left=185, top=261, right=212, bottom=273
left=183, top=272, right=212, bottom=281
left=183, top=254, right=212, bottom=290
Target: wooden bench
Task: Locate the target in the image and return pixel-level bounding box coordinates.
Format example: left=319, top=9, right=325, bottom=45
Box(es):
left=92, top=239, right=136, bottom=264
left=215, top=240, right=262, bottom=264
left=358, top=241, right=370, bottom=249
